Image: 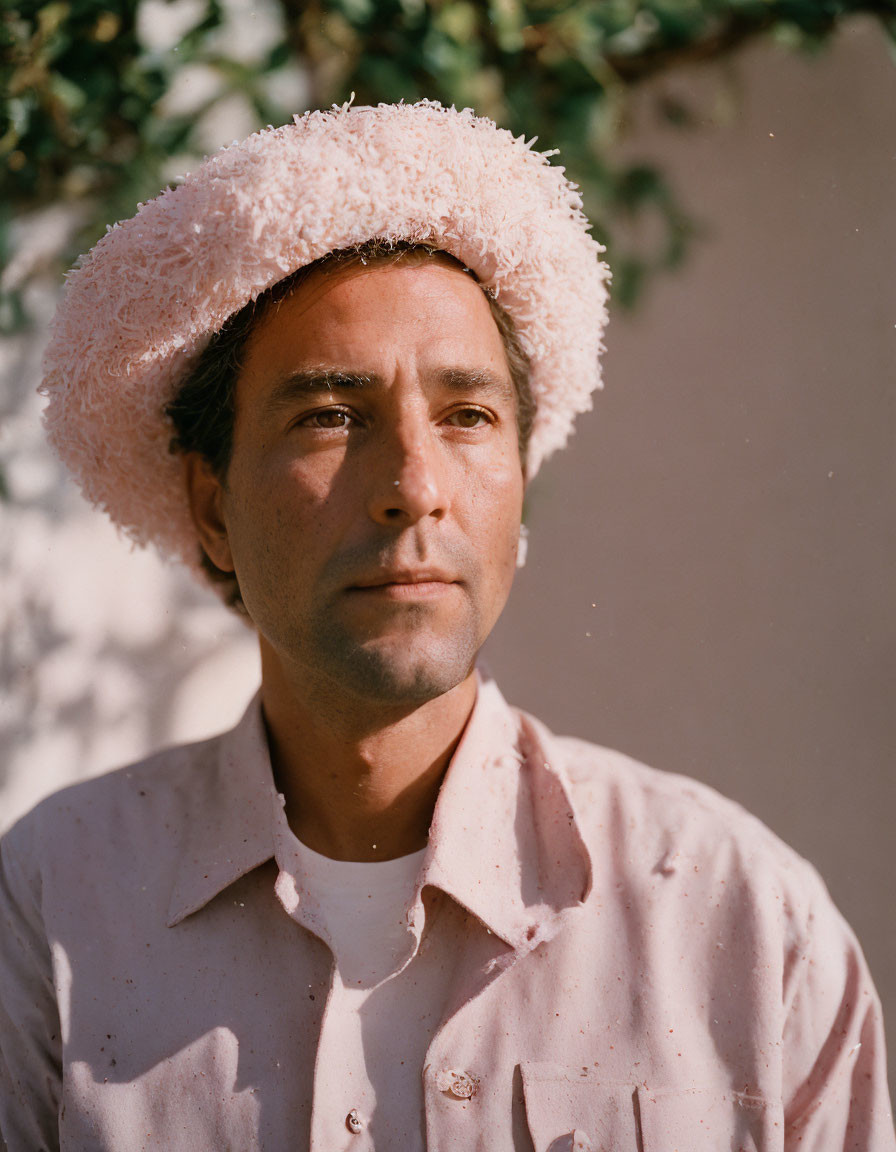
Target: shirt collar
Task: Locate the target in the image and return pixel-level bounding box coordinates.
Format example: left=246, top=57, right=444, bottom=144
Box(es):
left=167, top=675, right=593, bottom=947
left=167, top=694, right=276, bottom=927
left=417, top=674, right=593, bottom=952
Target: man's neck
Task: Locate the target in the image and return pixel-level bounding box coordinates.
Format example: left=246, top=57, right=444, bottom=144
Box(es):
left=258, top=642, right=478, bottom=862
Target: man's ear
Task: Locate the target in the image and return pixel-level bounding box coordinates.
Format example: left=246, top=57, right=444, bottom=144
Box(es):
left=185, top=453, right=235, bottom=574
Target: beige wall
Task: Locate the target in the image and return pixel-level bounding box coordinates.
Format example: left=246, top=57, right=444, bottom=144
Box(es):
left=485, top=17, right=896, bottom=1088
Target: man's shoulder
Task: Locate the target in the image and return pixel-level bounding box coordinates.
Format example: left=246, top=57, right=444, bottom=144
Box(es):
left=2, top=730, right=226, bottom=866
left=525, top=712, right=825, bottom=913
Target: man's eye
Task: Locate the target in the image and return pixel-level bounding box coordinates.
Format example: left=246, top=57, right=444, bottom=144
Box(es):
left=301, top=409, right=352, bottom=429
left=446, top=408, right=491, bottom=429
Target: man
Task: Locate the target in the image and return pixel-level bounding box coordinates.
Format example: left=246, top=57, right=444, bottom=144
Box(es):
left=1, top=102, right=892, bottom=1149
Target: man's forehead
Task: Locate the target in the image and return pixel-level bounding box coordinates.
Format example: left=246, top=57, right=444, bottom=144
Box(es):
left=242, top=258, right=512, bottom=385
left=262, top=250, right=486, bottom=329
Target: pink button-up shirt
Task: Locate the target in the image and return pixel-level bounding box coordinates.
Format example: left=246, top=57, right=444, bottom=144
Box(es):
left=1, top=678, right=893, bottom=1150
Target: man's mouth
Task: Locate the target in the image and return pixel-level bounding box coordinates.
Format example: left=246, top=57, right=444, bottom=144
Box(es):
left=347, top=569, right=459, bottom=599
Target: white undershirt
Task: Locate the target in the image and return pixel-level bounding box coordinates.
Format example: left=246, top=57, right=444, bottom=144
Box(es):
left=292, top=837, right=425, bottom=989
left=283, top=831, right=443, bottom=1151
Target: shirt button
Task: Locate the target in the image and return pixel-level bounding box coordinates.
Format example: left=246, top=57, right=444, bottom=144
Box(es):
left=448, top=1072, right=476, bottom=1099
left=435, top=1067, right=481, bottom=1098
left=346, top=1109, right=363, bottom=1134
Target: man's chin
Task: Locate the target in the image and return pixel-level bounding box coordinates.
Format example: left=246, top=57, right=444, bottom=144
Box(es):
left=319, top=631, right=478, bottom=708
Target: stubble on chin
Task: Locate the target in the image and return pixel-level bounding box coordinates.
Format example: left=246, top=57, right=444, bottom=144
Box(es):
left=305, top=604, right=482, bottom=712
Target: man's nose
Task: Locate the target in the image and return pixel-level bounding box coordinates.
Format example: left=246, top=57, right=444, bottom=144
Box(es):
left=366, top=417, right=450, bottom=526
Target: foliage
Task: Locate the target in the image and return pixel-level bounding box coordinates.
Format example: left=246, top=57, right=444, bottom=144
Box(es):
left=3, top=0, right=896, bottom=312
left=289, top=0, right=896, bottom=302
left=2, top=0, right=298, bottom=280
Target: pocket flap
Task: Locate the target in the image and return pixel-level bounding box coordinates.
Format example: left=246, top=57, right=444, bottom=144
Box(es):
left=521, top=1064, right=640, bottom=1152
left=636, top=1085, right=782, bottom=1151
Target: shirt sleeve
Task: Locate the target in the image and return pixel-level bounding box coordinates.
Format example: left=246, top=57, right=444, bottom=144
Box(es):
left=782, top=868, right=896, bottom=1151
left=0, top=818, right=62, bottom=1151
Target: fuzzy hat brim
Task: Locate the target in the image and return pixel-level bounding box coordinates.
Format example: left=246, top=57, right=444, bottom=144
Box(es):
left=40, top=100, right=610, bottom=579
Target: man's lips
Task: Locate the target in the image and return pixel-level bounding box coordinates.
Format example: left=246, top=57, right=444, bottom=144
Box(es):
left=346, top=570, right=459, bottom=599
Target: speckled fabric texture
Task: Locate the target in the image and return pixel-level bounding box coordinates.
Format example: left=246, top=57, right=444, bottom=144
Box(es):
left=40, top=101, right=610, bottom=584
left=1, top=678, right=893, bottom=1149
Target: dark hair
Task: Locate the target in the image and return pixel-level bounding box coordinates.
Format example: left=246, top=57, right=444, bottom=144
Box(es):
left=166, top=240, right=535, bottom=609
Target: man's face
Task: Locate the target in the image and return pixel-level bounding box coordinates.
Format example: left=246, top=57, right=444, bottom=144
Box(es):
left=200, top=258, right=525, bottom=707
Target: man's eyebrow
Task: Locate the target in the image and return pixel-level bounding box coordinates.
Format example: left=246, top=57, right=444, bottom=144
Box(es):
left=261, top=365, right=515, bottom=416
left=262, top=368, right=380, bottom=413
left=436, top=367, right=516, bottom=401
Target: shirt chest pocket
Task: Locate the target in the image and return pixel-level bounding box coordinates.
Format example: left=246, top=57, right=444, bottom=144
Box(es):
left=520, top=1064, right=783, bottom=1152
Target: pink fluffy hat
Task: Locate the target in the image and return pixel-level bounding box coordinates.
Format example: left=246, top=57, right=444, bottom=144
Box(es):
left=40, top=100, right=611, bottom=579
